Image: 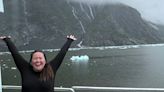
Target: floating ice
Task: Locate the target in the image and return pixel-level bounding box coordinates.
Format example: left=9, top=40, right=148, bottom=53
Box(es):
left=70, top=55, right=89, bottom=62
left=11, top=67, right=17, bottom=70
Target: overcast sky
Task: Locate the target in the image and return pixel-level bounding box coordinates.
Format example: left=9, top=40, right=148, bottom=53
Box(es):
left=1, top=0, right=164, bottom=25
left=121, top=0, right=164, bottom=25
left=71, top=0, right=164, bottom=25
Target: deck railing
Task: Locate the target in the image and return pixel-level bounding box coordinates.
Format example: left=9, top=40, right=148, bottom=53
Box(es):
left=72, top=86, right=164, bottom=91
left=2, top=85, right=75, bottom=92
left=2, top=85, right=164, bottom=92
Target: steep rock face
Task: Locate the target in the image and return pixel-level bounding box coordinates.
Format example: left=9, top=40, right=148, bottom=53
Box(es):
left=0, top=0, right=164, bottom=51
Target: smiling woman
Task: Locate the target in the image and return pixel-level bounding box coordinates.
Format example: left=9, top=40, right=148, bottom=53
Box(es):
left=0, top=35, right=77, bottom=92
left=0, top=0, right=4, bottom=13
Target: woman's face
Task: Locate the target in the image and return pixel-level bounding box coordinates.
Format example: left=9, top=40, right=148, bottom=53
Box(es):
left=31, top=52, right=46, bottom=72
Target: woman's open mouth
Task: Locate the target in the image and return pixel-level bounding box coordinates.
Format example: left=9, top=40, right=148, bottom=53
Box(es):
left=35, top=62, right=42, bottom=66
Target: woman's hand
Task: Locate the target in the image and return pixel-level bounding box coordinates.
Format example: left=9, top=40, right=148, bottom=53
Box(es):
left=67, top=35, right=77, bottom=41
left=0, top=36, right=11, bottom=40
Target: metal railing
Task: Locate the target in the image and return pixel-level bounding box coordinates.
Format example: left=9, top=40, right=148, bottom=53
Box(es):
left=2, top=85, right=164, bottom=92
left=72, top=86, right=164, bottom=91
left=2, top=85, right=75, bottom=92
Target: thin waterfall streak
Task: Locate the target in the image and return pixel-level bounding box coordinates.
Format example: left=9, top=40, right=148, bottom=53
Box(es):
left=79, top=21, right=86, bottom=33
left=22, top=0, right=29, bottom=31
left=70, top=4, right=86, bottom=33
left=80, top=3, right=92, bottom=20
left=80, top=3, right=85, bottom=11
left=72, top=7, right=79, bottom=19
left=22, top=0, right=31, bottom=44
left=68, top=2, right=86, bottom=47
left=88, top=5, right=94, bottom=19
left=67, top=1, right=79, bottom=20
left=77, top=40, right=83, bottom=48
left=68, top=3, right=87, bottom=33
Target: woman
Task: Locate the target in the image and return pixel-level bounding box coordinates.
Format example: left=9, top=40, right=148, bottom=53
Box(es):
left=0, top=35, right=76, bottom=92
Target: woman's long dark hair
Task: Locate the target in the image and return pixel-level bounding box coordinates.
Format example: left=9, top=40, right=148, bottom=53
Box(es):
left=30, top=50, right=54, bottom=81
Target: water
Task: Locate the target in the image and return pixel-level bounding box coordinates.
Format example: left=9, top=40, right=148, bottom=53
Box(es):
left=1, top=44, right=164, bottom=92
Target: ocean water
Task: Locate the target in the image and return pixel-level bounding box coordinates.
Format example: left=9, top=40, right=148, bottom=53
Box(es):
left=1, top=44, right=164, bottom=92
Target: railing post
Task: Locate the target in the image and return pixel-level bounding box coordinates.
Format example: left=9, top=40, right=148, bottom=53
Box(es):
left=0, top=63, right=2, bottom=92
left=0, top=0, right=4, bottom=13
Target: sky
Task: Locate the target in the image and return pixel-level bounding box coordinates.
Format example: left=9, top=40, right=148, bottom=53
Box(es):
left=71, top=0, right=164, bottom=25
left=0, top=0, right=164, bottom=25
left=121, top=0, right=164, bottom=25
left=0, top=0, right=4, bottom=13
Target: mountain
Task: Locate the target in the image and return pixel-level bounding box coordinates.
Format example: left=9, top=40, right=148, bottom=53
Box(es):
left=0, top=0, right=164, bottom=51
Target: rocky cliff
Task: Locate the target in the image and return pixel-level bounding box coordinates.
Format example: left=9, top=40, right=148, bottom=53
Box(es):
left=0, top=0, right=164, bottom=51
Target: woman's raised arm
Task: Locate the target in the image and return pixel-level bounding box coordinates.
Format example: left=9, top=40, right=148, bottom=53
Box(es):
left=0, top=36, right=28, bottom=72
left=49, top=35, right=76, bottom=71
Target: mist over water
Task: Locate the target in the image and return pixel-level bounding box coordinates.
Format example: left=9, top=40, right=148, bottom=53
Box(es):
left=70, top=0, right=164, bottom=25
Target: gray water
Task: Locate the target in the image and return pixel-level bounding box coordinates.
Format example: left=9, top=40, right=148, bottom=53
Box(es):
left=1, top=45, right=164, bottom=92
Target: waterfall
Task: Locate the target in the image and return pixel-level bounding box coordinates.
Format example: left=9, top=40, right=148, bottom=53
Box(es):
left=22, top=0, right=32, bottom=45
left=67, top=2, right=87, bottom=47
left=88, top=4, right=95, bottom=20
left=80, top=3, right=92, bottom=21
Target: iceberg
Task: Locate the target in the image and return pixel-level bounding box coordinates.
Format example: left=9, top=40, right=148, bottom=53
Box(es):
left=70, top=55, right=89, bottom=62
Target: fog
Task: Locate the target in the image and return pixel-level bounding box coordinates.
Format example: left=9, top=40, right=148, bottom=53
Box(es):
left=70, top=0, right=164, bottom=25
